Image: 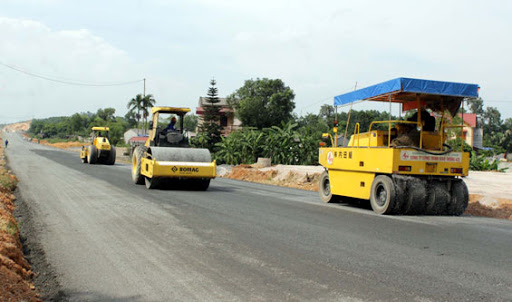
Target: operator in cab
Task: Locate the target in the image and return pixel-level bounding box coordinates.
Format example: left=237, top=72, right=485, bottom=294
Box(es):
left=164, top=116, right=177, bottom=132
left=408, top=107, right=435, bottom=132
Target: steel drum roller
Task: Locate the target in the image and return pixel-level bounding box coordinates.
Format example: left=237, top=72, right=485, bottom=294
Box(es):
left=148, top=147, right=212, bottom=163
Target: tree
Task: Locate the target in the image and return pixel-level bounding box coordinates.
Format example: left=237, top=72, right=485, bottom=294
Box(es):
left=97, top=108, right=116, bottom=121
left=107, top=117, right=128, bottom=145
left=124, top=110, right=138, bottom=128
left=227, top=78, right=296, bottom=129
left=483, top=106, right=502, bottom=137
left=319, top=105, right=335, bottom=119
left=127, top=94, right=144, bottom=133
left=184, top=114, right=199, bottom=132
left=197, top=79, right=223, bottom=151
left=70, top=113, right=84, bottom=133
left=140, top=94, right=156, bottom=134
left=466, top=97, right=484, bottom=115
left=503, top=118, right=512, bottom=153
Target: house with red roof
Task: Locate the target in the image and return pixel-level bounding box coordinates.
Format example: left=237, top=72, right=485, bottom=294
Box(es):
left=458, top=113, right=483, bottom=149
left=196, top=97, right=242, bottom=136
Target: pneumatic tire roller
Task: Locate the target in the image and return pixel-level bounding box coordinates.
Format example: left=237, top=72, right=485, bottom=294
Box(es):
left=319, top=77, right=478, bottom=216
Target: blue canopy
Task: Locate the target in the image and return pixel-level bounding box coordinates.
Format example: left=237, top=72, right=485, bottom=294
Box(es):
left=334, top=77, right=479, bottom=106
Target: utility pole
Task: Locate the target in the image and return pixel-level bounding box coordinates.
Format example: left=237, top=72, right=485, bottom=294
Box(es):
left=143, top=78, right=146, bottom=135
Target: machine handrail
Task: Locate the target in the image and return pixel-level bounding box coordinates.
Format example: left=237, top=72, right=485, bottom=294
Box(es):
left=367, top=120, right=419, bottom=148
left=352, top=123, right=360, bottom=148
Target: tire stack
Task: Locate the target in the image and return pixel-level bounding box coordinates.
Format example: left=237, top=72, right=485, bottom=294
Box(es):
left=371, top=175, right=468, bottom=215
left=319, top=171, right=469, bottom=216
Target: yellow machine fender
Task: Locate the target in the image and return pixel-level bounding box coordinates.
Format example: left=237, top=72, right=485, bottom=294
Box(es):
left=80, top=146, right=88, bottom=163
left=328, top=169, right=375, bottom=200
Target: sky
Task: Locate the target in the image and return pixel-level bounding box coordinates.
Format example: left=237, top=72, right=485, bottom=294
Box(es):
left=1, top=0, right=511, bottom=124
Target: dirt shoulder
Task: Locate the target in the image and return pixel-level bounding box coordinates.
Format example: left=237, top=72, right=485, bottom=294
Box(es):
left=221, top=164, right=512, bottom=220
left=0, top=135, right=40, bottom=301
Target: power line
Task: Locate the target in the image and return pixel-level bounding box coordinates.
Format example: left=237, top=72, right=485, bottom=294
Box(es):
left=299, top=85, right=357, bottom=111
left=484, top=100, right=512, bottom=103
left=0, top=61, right=143, bottom=86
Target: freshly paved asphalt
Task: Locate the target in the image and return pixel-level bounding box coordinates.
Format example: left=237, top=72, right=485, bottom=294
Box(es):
left=5, top=132, right=512, bottom=301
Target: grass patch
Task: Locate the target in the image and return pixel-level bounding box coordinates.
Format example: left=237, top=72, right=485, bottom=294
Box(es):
left=0, top=173, right=17, bottom=191
left=0, top=219, right=18, bottom=236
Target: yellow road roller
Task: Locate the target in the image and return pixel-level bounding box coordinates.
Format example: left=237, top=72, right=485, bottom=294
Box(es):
left=132, top=106, right=216, bottom=190
left=80, top=126, right=116, bottom=165
left=319, top=78, right=479, bottom=215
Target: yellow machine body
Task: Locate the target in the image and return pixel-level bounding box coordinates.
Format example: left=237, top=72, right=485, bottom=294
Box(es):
left=319, top=146, right=469, bottom=200
left=80, top=127, right=116, bottom=165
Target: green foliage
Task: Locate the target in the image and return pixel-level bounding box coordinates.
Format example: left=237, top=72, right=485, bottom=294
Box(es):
left=184, top=114, right=199, bottom=132
left=107, top=117, right=129, bottom=145
left=482, top=106, right=502, bottom=145
left=211, top=106, right=400, bottom=166
left=227, top=78, right=296, bottom=129
left=28, top=108, right=130, bottom=145
left=467, top=97, right=484, bottom=115
left=214, top=134, right=243, bottom=165
left=124, top=110, right=138, bottom=129
left=127, top=93, right=155, bottom=134
left=127, top=94, right=143, bottom=128
left=197, top=79, right=223, bottom=152
left=469, top=151, right=507, bottom=172
left=214, top=121, right=320, bottom=166
left=446, top=137, right=473, bottom=153
left=331, top=109, right=397, bottom=140
left=97, top=108, right=116, bottom=121
left=141, top=94, right=156, bottom=133
left=0, top=173, right=18, bottom=192
left=262, top=122, right=300, bottom=165
left=214, top=129, right=264, bottom=165
left=190, top=132, right=209, bottom=149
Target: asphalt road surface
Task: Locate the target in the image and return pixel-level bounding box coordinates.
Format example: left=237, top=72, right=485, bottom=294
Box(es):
left=5, top=132, right=512, bottom=301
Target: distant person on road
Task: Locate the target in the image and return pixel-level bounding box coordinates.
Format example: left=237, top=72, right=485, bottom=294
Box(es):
left=4, top=140, right=8, bottom=148
left=164, top=116, right=177, bottom=132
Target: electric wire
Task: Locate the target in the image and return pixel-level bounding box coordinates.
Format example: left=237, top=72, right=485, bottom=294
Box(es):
left=299, top=85, right=357, bottom=112
left=0, top=61, right=143, bottom=86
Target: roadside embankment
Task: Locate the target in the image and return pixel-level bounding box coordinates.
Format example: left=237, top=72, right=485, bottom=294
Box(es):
left=0, top=135, right=40, bottom=301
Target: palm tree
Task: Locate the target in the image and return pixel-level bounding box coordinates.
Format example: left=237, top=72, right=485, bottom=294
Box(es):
left=127, top=94, right=144, bottom=134
left=141, top=94, right=156, bottom=134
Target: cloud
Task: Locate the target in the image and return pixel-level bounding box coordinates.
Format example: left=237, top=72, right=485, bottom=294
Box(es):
left=1, top=0, right=511, bottom=123
left=0, top=17, right=142, bottom=123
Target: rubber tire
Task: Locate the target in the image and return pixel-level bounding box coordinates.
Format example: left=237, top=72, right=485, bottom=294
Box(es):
left=318, top=170, right=339, bottom=203
left=145, top=177, right=158, bottom=189
left=448, top=180, right=469, bottom=216
left=87, top=145, right=98, bottom=164
left=426, top=181, right=450, bottom=215
left=403, top=179, right=426, bottom=215
left=370, top=175, right=396, bottom=215
left=197, top=179, right=210, bottom=191
left=106, top=146, right=116, bottom=165
left=132, top=147, right=145, bottom=185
